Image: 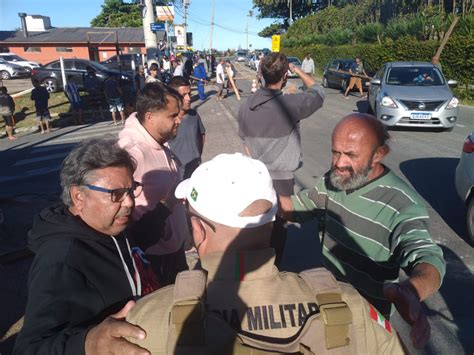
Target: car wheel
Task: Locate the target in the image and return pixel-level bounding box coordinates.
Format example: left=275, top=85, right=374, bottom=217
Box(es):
left=467, top=196, right=474, bottom=245
left=42, top=78, right=58, bottom=93
left=341, top=79, right=348, bottom=92
left=322, top=77, right=329, bottom=88
left=0, top=70, right=11, bottom=80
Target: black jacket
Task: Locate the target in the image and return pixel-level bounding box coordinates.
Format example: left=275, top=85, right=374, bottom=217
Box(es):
left=14, top=204, right=137, bottom=355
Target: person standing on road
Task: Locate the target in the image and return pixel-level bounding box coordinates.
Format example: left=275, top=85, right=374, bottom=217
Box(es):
left=237, top=52, right=325, bottom=266
left=344, top=56, right=367, bottom=99
left=125, top=153, right=405, bottom=355
left=31, top=79, right=51, bottom=134
left=172, top=58, right=184, bottom=77
left=84, top=66, right=105, bottom=120
left=118, top=82, right=190, bottom=287
left=215, top=58, right=226, bottom=100
left=193, top=60, right=207, bottom=101
left=279, top=113, right=445, bottom=349
left=0, top=86, right=17, bottom=140
left=168, top=76, right=206, bottom=181
left=64, top=76, right=84, bottom=125
left=145, top=63, right=161, bottom=84
left=301, top=53, right=315, bottom=75
left=104, top=75, right=126, bottom=125
left=13, top=137, right=151, bottom=355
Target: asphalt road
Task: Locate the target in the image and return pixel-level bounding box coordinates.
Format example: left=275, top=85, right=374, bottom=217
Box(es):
left=0, top=62, right=473, bottom=354
left=0, top=78, right=32, bottom=95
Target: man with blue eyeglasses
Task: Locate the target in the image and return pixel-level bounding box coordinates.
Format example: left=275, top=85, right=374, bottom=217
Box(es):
left=14, top=137, right=152, bottom=355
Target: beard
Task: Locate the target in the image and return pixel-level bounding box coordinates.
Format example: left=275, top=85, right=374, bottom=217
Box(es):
left=329, top=159, right=372, bottom=191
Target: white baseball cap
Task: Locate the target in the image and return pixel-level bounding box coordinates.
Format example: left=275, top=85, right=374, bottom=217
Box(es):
left=175, top=153, right=277, bottom=228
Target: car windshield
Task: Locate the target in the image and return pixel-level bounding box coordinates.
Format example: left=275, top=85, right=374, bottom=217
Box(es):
left=288, top=58, right=301, bottom=65
left=8, top=55, right=26, bottom=61
left=89, top=61, right=111, bottom=72
left=386, top=66, right=445, bottom=86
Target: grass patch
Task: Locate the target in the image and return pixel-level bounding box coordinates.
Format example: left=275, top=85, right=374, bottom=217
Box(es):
left=1, top=92, right=71, bottom=133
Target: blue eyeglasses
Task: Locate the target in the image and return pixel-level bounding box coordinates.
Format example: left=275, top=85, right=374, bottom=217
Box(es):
left=84, top=181, right=143, bottom=203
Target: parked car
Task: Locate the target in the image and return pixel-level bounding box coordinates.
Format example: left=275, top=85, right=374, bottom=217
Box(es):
left=100, top=53, right=144, bottom=73
left=246, top=54, right=257, bottom=70
left=0, top=58, right=30, bottom=80
left=455, top=131, right=474, bottom=245
left=287, top=56, right=302, bottom=78
left=367, top=62, right=459, bottom=130
left=31, top=58, right=131, bottom=93
left=236, top=50, right=247, bottom=62
left=0, top=53, right=40, bottom=72
left=322, top=59, right=375, bottom=92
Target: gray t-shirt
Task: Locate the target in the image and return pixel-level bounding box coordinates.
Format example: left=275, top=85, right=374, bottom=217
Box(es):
left=169, top=109, right=206, bottom=179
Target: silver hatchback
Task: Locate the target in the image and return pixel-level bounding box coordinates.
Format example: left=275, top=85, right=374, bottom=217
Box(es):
left=455, top=131, right=474, bottom=245
left=368, top=62, right=459, bottom=130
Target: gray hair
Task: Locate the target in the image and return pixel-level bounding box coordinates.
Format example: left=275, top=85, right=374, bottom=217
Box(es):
left=60, top=137, right=136, bottom=206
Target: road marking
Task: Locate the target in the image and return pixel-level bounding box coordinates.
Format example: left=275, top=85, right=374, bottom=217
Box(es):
left=39, top=130, right=121, bottom=145
left=456, top=124, right=466, bottom=128
left=13, top=152, right=69, bottom=166
left=49, top=124, right=122, bottom=139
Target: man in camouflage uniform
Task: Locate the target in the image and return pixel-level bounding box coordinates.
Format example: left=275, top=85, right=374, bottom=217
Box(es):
left=126, top=153, right=405, bottom=354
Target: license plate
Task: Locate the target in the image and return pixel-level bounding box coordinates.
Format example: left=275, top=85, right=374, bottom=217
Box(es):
left=410, top=113, right=431, bottom=120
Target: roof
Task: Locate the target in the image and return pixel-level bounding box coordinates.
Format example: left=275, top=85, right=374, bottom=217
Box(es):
left=0, top=27, right=165, bottom=44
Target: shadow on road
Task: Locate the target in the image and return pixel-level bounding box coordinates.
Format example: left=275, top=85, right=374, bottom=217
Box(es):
left=399, top=157, right=469, bottom=243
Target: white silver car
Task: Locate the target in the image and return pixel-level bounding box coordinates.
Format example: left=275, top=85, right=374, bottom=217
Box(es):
left=455, top=132, right=474, bottom=245
left=368, top=62, right=459, bottom=130
left=0, top=53, right=40, bottom=71
left=0, top=58, right=30, bottom=80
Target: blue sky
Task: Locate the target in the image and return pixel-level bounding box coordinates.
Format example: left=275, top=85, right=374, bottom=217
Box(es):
left=0, top=0, right=274, bottom=51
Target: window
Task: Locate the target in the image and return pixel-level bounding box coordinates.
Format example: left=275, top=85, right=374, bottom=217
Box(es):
left=48, top=61, right=73, bottom=70
left=24, top=47, right=41, bottom=53
left=56, top=47, right=73, bottom=52
left=329, top=61, right=339, bottom=70
left=128, top=47, right=141, bottom=54
left=74, top=61, right=89, bottom=71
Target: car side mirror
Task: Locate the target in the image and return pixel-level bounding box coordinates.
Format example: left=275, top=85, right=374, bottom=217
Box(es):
left=447, top=79, right=457, bottom=87
left=370, top=78, right=381, bottom=86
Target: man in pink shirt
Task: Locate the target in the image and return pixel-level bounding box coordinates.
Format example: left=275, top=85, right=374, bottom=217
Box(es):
left=118, top=82, right=190, bottom=285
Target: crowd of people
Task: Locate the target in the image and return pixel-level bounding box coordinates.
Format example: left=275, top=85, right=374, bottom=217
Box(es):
left=12, top=52, right=445, bottom=355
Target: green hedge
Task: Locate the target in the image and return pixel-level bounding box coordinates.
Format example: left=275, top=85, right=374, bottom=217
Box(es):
left=282, top=35, right=473, bottom=86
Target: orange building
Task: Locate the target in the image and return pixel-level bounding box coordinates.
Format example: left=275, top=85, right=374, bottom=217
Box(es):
left=0, top=15, right=164, bottom=65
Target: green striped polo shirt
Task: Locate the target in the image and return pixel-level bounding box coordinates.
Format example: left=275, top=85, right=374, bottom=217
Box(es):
left=292, top=168, right=446, bottom=317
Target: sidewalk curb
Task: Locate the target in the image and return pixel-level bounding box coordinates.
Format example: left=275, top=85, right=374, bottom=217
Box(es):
left=11, top=87, right=33, bottom=99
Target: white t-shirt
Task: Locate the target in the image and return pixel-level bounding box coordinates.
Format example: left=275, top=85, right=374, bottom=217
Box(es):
left=173, top=63, right=184, bottom=77
left=216, top=63, right=225, bottom=84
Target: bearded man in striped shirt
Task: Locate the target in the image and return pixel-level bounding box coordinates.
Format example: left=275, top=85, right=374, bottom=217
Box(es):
left=279, top=113, right=445, bottom=349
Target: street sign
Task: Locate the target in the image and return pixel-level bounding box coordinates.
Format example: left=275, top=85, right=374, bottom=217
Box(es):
left=272, top=35, right=280, bottom=52
left=150, top=23, right=165, bottom=32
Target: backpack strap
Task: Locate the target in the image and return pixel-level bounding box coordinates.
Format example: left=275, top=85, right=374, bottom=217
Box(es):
left=168, top=270, right=207, bottom=349
left=300, top=268, right=352, bottom=349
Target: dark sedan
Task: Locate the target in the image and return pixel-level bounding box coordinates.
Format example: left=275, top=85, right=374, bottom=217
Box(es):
left=322, top=59, right=375, bottom=92
left=31, top=59, right=131, bottom=93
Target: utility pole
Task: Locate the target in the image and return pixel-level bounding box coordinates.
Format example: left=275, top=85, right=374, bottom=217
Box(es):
left=141, top=0, right=157, bottom=63
left=183, top=0, right=190, bottom=50
left=246, top=10, right=252, bottom=51
left=288, top=0, right=293, bottom=26
left=209, top=0, right=215, bottom=53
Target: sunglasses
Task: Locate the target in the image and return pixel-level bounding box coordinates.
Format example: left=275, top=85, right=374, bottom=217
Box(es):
left=84, top=181, right=143, bottom=203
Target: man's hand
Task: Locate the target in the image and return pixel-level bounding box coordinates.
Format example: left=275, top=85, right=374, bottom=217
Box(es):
left=85, top=300, right=150, bottom=355
left=383, top=282, right=430, bottom=349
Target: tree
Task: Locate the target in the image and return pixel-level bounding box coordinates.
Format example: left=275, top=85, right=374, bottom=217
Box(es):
left=91, top=0, right=142, bottom=27
left=259, top=22, right=286, bottom=37
left=253, top=0, right=320, bottom=22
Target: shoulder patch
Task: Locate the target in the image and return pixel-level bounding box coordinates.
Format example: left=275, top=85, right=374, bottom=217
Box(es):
left=369, top=304, right=392, bottom=333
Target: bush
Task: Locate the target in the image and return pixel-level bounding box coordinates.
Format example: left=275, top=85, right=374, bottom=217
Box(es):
left=281, top=35, right=473, bottom=87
